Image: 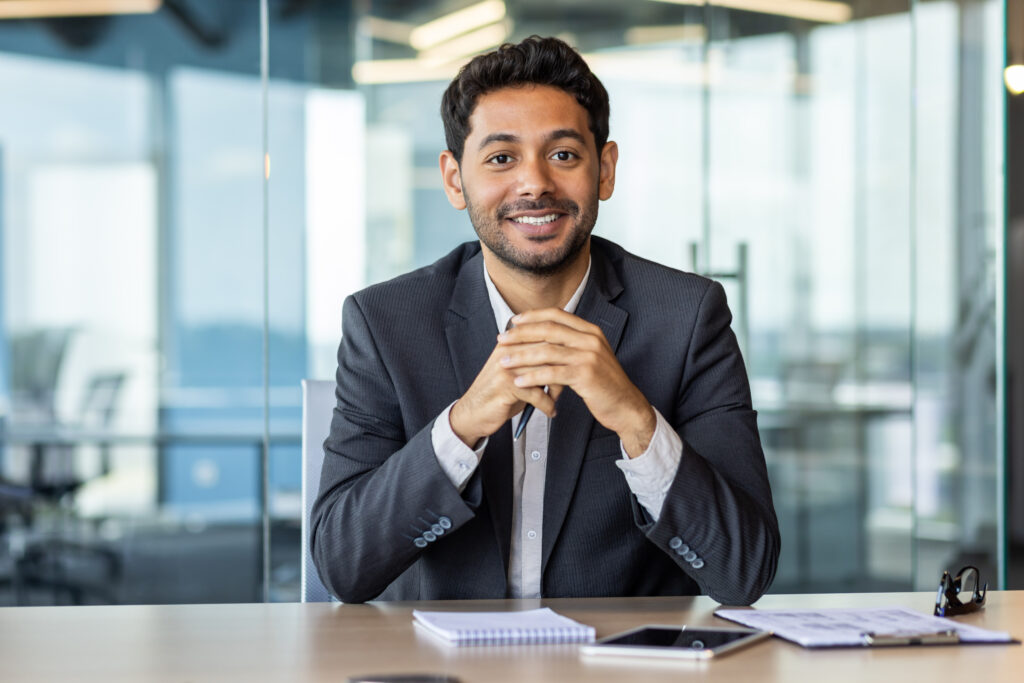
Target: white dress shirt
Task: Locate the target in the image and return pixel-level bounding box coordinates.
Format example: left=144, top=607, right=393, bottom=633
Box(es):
left=430, top=257, right=683, bottom=597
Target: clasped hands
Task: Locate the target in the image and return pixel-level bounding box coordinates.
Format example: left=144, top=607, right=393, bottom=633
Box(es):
left=449, top=308, right=656, bottom=458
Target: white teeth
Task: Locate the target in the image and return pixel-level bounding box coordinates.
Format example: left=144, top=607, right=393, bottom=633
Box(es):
left=512, top=214, right=560, bottom=225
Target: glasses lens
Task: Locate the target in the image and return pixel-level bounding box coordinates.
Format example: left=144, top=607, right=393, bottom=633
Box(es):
left=957, top=567, right=979, bottom=596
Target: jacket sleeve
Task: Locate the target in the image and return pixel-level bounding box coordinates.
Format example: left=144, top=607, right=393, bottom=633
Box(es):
left=637, top=280, right=780, bottom=606
left=308, top=295, right=479, bottom=603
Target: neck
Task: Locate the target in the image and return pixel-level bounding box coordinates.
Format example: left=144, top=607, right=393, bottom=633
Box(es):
left=481, top=241, right=591, bottom=314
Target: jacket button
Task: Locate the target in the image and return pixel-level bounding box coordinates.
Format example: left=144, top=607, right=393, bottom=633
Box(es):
left=438, top=516, right=452, bottom=529
left=675, top=544, right=690, bottom=556
left=423, top=531, right=437, bottom=542
left=431, top=524, right=444, bottom=535
left=683, top=550, right=697, bottom=563
left=691, top=558, right=705, bottom=569
left=669, top=537, right=683, bottom=550
left=414, top=537, right=428, bottom=548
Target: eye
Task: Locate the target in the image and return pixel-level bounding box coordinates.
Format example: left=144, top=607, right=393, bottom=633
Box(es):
left=487, top=153, right=513, bottom=165
left=552, top=150, right=577, bottom=162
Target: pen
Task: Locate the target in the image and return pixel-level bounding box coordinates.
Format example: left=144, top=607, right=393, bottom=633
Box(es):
left=506, top=318, right=547, bottom=440
left=860, top=630, right=959, bottom=646
left=514, top=404, right=535, bottom=440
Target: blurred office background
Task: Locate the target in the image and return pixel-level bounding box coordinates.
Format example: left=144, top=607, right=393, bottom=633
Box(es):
left=0, top=0, right=1018, bottom=604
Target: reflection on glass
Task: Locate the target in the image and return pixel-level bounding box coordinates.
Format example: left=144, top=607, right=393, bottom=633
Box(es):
left=0, top=0, right=1005, bottom=605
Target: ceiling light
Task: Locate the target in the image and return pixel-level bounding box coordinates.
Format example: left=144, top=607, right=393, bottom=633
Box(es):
left=352, top=58, right=463, bottom=85
left=625, top=24, right=706, bottom=46
left=418, top=20, right=510, bottom=64
left=0, top=0, right=162, bottom=19
left=1006, top=65, right=1024, bottom=96
left=409, top=0, right=506, bottom=51
left=358, top=16, right=414, bottom=45
left=646, top=0, right=851, bottom=24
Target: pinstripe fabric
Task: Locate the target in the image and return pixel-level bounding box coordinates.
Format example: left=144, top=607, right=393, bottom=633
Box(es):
left=310, top=236, right=780, bottom=605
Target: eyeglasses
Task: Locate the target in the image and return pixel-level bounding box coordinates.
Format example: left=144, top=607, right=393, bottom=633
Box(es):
left=934, top=565, right=987, bottom=617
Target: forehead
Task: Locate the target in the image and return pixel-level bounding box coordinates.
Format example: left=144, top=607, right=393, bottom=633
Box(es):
left=466, top=84, right=591, bottom=145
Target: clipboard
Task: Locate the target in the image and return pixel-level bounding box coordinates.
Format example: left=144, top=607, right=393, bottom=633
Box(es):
left=714, top=606, right=1020, bottom=649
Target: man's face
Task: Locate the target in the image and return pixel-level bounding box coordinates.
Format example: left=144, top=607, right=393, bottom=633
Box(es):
left=440, top=84, right=618, bottom=276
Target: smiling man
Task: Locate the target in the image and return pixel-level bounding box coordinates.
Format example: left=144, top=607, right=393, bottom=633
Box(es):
left=311, top=36, right=780, bottom=605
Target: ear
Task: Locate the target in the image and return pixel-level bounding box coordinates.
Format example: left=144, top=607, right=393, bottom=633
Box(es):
left=439, top=150, right=467, bottom=210
left=598, top=141, right=618, bottom=201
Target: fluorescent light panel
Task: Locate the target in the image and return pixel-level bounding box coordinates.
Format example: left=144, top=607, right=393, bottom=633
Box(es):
left=352, top=58, right=463, bottom=85
left=0, top=0, right=161, bottom=19
left=625, top=23, right=706, bottom=45
left=418, top=20, right=510, bottom=63
left=647, top=0, right=851, bottom=24
left=358, top=16, right=414, bottom=45
left=409, top=0, right=506, bottom=50
left=1006, top=65, right=1024, bottom=96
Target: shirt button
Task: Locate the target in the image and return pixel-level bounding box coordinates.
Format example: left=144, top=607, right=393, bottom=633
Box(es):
left=691, top=558, right=705, bottom=569
left=530, top=450, right=541, bottom=461
left=669, top=537, right=683, bottom=550
left=438, top=517, right=452, bottom=529
left=414, top=537, right=428, bottom=548
left=458, top=462, right=469, bottom=471
left=683, top=550, right=697, bottom=563
left=527, top=530, right=537, bottom=540
left=431, top=524, right=444, bottom=536
left=423, top=531, right=437, bottom=542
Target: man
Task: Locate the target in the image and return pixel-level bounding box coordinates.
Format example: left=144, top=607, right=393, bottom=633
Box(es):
left=311, top=36, right=779, bottom=605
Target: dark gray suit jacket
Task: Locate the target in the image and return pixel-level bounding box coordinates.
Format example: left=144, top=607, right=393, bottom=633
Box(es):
left=311, top=236, right=779, bottom=605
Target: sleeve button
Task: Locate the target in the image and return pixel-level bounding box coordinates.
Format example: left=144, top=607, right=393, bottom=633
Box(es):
left=691, top=558, right=705, bottom=569
left=414, top=537, right=428, bottom=548
left=438, top=516, right=452, bottom=529
left=431, top=524, right=444, bottom=535
left=669, top=537, right=683, bottom=550
left=683, top=550, right=697, bottom=563
left=423, top=531, right=437, bottom=542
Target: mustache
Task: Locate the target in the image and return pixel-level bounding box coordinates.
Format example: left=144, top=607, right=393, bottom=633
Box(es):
left=497, top=198, right=579, bottom=219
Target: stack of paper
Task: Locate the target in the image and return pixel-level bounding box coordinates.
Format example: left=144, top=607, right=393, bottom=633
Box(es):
left=715, top=606, right=1014, bottom=648
left=413, top=607, right=596, bottom=646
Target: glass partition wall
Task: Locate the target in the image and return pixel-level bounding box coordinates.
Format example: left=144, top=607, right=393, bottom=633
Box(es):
left=0, top=0, right=1005, bottom=604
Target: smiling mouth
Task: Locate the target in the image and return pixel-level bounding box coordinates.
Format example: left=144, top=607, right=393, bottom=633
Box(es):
left=510, top=213, right=562, bottom=226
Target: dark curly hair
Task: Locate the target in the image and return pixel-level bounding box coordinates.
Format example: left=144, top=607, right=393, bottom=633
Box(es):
left=441, top=36, right=610, bottom=162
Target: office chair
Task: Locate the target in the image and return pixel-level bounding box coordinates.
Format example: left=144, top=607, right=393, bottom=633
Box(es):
left=300, top=379, right=337, bottom=603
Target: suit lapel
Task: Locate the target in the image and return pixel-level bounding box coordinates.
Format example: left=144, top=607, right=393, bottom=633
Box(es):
left=444, top=251, right=513, bottom=579
left=541, top=244, right=628, bottom=575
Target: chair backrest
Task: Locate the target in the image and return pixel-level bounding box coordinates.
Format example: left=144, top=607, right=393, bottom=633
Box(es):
left=301, top=379, right=337, bottom=603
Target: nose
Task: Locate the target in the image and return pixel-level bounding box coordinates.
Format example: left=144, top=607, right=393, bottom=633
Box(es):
left=515, top=155, right=555, bottom=198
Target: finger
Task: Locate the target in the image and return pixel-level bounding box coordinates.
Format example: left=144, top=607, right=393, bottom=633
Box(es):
left=500, top=320, right=605, bottom=351
left=499, top=343, right=580, bottom=368
left=511, top=308, right=597, bottom=334
left=513, top=366, right=578, bottom=391
left=513, top=385, right=558, bottom=418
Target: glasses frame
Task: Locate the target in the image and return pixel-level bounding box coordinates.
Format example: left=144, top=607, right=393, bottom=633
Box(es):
left=934, top=565, right=987, bottom=617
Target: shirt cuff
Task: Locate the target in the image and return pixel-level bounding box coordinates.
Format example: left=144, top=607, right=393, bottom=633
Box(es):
left=431, top=401, right=487, bottom=492
left=614, top=407, right=683, bottom=521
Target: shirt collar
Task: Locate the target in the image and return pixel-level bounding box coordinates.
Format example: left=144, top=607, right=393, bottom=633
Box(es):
left=482, top=255, right=593, bottom=333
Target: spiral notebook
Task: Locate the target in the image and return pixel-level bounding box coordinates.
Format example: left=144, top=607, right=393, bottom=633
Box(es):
left=412, top=607, right=596, bottom=646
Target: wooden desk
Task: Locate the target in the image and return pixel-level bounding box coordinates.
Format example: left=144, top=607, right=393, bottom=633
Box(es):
left=2, top=592, right=1020, bottom=682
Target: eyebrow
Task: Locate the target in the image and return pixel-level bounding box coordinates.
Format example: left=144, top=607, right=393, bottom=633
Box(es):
left=477, top=128, right=588, bottom=150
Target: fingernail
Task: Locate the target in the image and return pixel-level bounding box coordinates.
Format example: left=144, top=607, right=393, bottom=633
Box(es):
left=511, top=314, right=522, bottom=323
left=497, top=332, right=508, bottom=342
left=500, top=355, right=511, bottom=365
left=514, top=376, right=526, bottom=386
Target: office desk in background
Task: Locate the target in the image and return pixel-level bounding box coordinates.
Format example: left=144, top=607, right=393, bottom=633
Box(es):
left=2, top=592, right=1021, bottom=682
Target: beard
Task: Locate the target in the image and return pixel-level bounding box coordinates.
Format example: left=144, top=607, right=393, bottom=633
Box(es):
left=466, top=192, right=598, bottom=277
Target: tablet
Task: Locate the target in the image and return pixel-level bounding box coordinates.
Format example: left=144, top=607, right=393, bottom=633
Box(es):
left=579, top=625, right=771, bottom=660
